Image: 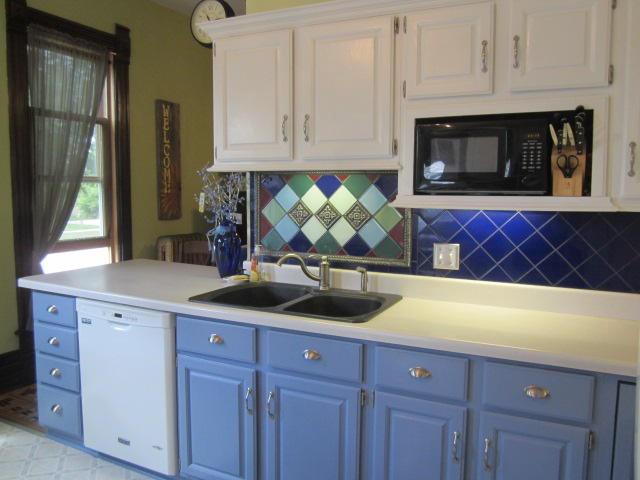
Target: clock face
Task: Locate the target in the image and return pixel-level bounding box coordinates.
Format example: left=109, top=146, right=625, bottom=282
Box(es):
left=191, top=0, right=229, bottom=45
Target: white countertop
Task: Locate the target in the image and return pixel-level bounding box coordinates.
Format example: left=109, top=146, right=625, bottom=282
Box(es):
left=19, top=259, right=639, bottom=377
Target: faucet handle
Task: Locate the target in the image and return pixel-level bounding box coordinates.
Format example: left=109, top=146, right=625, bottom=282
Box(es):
left=356, top=267, right=368, bottom=293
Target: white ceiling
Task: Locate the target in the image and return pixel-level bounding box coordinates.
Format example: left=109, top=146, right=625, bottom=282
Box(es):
left=149, top=0, right=246, bottom=16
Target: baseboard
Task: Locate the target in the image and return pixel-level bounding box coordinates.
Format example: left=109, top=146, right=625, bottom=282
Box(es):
left=0, top=349, right=35, bottom=391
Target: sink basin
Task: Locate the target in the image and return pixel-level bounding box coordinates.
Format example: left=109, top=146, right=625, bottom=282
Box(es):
left=190, top=283, right=310, bottom=308
left=283, top=294, right=384, bottom=320
left=189, top=282, right=401, bottom=323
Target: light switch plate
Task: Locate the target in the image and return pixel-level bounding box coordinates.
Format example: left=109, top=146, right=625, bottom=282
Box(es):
left=433, top=243, right=460, bottom=270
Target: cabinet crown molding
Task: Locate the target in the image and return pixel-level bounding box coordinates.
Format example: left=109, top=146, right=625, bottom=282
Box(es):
left=199, top=0, right=486, bottom=39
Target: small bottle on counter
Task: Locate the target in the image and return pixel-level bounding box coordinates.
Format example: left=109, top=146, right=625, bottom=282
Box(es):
left=250, top=244, right=263, bottom=282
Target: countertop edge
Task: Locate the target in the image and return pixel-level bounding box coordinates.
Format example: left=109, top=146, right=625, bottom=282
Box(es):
left=20, top=278, right=638, bottom=377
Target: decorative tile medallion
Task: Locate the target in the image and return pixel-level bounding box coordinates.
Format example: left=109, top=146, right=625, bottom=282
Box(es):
left=344, top=202, right=370, bottom=230
left=288, top=201, right=312, bottom=227
left=256, top=172, right=411, bottom=265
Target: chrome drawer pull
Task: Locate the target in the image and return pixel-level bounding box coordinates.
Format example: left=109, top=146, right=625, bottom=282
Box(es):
left=524, top=385, right=550, bottom=400
left=51, top=404, right=63, bottom=415
left=267, top=391, right=275, bottom=419
left=47, top=337, right=60, bottom=347
left=49, top=368, right=62, bottom=378
left=408, top=366, right=431, bottom=379
left=302, top=349, right=321, bottom=361
left=245, top=387, right=253, bottom=414
left=47, top=305, right=59, bottom=315
left=208, top=334, right=224, bottom=345
left=452, top=431, right=461, bottom=462
left=483, top=438, right=491, bottom=470
left=629, top=141, right=637, bottom=177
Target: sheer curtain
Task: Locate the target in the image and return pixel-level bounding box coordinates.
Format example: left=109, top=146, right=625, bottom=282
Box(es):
left=27, top=26, right=108, bottom=273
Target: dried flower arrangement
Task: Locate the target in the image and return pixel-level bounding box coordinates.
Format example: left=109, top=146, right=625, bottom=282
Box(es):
left=195, top=170, right=246, bottom=226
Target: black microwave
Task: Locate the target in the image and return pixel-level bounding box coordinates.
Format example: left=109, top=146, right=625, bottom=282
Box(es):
left=413, top=110, right=592, bottom=195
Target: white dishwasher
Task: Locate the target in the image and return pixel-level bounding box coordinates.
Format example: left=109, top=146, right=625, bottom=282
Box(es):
left=77, top=299, right=177, bottom=476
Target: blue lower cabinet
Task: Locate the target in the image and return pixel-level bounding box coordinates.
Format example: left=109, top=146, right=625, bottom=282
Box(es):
left=612, top=382, right=636, bottom=480
left=478, top=412, right=590, bottom=480
left=265, top=373, right=360, bottom=480
left=37, top=384, right=82, bottom=439
left=177, top=354, right=256, bottom=480
left=372, top=391, right=466, bottom=480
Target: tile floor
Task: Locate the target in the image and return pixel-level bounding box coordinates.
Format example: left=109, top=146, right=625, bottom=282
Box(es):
left=0, top=420, right=151, bottom=479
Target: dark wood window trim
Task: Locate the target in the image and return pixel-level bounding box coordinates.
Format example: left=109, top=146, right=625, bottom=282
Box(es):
left=4, top=0, right=132, bottom=386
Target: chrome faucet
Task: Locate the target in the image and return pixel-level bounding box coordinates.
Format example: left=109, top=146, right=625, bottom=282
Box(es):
left=276, top=253, right=331, bottom=291
left=356, top=267, right=368, bottom=293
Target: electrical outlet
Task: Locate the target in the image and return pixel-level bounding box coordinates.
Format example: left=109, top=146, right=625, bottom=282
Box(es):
left=433, top=243, right=460, bottom=270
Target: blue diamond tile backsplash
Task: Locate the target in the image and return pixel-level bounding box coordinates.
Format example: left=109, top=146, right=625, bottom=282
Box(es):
left=251, top=172, right=640, bottom=293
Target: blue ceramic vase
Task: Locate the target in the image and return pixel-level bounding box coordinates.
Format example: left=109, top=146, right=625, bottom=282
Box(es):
left=210, top=220, right=242, bottom=277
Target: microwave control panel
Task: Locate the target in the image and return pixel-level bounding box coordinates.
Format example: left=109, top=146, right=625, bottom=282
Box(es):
left=520, top=131, right=546, bottom=173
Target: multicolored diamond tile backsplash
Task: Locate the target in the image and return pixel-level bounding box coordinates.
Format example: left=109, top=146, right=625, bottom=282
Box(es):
left=255, top=172, right=411, bottom=266
left=252, top=172, right=640, bottom=294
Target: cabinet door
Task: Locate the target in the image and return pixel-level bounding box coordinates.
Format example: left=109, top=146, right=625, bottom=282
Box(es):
left=477, top=412, right=589, bottom=480
left=295, top=17, right=394, bottom=160
left=265, top=373, right=360, bottom=480
left=405, top=2, right=494, bottom=98
left=616, top=0, right=640, bottom=208
left=178, top=355, right=256, bottom=480
left=508, top=0, right=612, bottom=91
left=372, top=391, right=466, bottom=480
left=213, top=30, right=292, bottom=163
left=612, top=383, right=636, bottom=480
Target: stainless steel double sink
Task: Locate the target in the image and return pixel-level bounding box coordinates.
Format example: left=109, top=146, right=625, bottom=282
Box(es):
left=189, top=282, right=402, bottom=323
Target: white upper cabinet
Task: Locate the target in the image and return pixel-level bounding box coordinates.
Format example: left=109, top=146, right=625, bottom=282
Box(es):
left=508, top=0, right=612, bottom=91
left=213, top=29, right=293, bottom=163
left=614, top=0, right=640, bottom=209
left=295, top=17, right=394, bottom=161
left=404, top=2, right=495, bottom=98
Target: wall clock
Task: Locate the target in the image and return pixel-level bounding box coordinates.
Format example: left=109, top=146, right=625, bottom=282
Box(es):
left=190, top=0, right=235, bottom=48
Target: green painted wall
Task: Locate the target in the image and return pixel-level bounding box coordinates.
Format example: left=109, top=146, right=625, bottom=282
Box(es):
left=0, top=0, right=212, bottom=353
left=246, top=0, right=327, bottom=13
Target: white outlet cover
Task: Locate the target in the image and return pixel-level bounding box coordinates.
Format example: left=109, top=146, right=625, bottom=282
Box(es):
left=433, top=243, right=460, bottom=270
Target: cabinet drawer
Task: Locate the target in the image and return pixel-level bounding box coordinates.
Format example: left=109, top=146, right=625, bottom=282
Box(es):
left=374, top=347, right=468, bottom=401
left=267, top=331, right=362, bottom=383
left=177, top=316, right=256, bottom=363
left=34, top=322, right=78, bottom=361
left=36, top=353, right=80, bottom=392
left=32, top=292, right=76, bottom=327
left=482, top=362, right=595, bottom=423
left=37, top=384, right=82, bottom=439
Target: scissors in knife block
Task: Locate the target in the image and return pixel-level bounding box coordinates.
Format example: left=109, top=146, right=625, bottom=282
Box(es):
left=556, top=153, right=579, bottom=179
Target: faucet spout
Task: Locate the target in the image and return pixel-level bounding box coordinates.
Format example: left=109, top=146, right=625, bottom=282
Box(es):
left=276, top=253, right=331, bottom=290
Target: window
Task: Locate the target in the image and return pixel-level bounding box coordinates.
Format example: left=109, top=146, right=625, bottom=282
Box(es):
left=41, top=62, right=116, bottom=274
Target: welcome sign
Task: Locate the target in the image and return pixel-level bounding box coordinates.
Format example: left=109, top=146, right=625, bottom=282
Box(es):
left=155, top=99, right=182, bottom=220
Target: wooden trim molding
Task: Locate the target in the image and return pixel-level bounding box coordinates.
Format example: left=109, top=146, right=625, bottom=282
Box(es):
left=4, top=0, right=132, bottom=372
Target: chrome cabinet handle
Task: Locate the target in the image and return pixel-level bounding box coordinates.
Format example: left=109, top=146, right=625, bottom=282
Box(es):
left=51, top=404, right=63, bottom=415
left=47, top=337, right=60, bottom=347
left=452, top=431, right=461, bottom=462
left=524, top=384, right=550, bottom=399
left=47, top=305, right=58, bottom=315
left=513, top=35, right=520, bottom=68
left=49, top=368, right=62, bottom=378
left=267, top=391, right=275, bottom=419
left=208, top=334, right=223, bottom=345
left=483, top=438, right=491, bottom=470
left=303, top=114, right=310, bottom=142
left=408, top=366, right=431, bottom=379
left=281, top=114, right=289, bottom=143
left=629, top=141, right=637, bottom=177
left=481, top=40, right=488, bottom=73
left=245, top=387, right=253, bottom=414
left=302, top=349, right=321, bottom=361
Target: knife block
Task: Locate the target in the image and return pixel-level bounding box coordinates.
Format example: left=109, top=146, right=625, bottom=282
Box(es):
left=551, top=146, right=585, bottom=197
